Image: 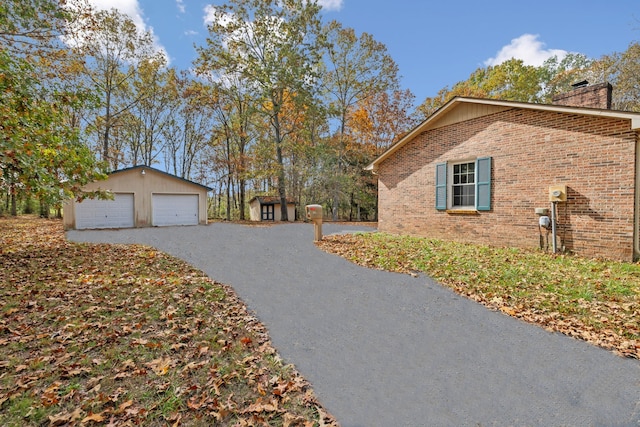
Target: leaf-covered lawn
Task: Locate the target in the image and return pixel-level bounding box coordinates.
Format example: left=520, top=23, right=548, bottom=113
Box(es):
left=317, top=232, right=640, bottom=359
left=0, top=217, right=338, bottom=426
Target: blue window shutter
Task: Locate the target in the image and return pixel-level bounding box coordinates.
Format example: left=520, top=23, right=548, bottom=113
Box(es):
left=435, top=162, right=447, bottom=210
left=476, top=157, right=492, bottom=211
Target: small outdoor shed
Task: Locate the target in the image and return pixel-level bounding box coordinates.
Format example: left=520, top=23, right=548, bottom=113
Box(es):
left=249, top=196, right=296, bottom=222
left=63, top=166, right=212, bottom=230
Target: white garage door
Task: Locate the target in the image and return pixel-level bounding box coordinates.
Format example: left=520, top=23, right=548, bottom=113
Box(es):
left=75, top=193, right=135, bottom=230
left=152, top=194, right=199, bottom=226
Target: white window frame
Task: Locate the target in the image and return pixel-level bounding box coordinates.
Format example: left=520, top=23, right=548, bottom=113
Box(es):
left=448, top=159, right=476, bottom=210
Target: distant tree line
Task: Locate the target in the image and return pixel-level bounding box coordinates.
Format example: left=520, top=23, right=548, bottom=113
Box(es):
left=414, top=46, right=640, bottom=118
left=1, top=0, right=638, bottom=220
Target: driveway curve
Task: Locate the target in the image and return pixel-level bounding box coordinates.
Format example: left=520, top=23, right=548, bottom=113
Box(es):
left=68, top=223, right=640, bottom=427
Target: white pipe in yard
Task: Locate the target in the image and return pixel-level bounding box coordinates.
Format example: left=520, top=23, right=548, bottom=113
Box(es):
left=551, top=201, right=558, bottom=253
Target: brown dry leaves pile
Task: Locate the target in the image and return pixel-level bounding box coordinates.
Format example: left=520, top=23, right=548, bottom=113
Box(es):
left=0, top=217, right=339, bottom=426
left=317, top=233, right=639, bottom=359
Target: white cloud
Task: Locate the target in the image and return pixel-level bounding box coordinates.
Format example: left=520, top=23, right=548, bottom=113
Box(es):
left=84, top=0, right=169, bottom=63
left=484, top=34, right=567, bottom=67
left=176, top=0, right=185, bottom=14
left=203, top=5, right=216, bottom=25
left=203, top=5, right=237, bottom=28
left=88, top=0, right=146, bottom=29
left=318, top=0, right=344, bottom=11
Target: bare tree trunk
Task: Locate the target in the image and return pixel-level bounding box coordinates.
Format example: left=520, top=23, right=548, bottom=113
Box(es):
left=103, top=91, right=111, bottom=162
left=39, top=196, right=49, bottom=218
left=239, top=179, right=246, bottom=221
left=273, top=109, right=288, bottom=221
left=225, top=176, right=231, bottom=221
left=216, top=181, right=224, bottom=219
left=10, top=184, right=17, bottom=216
left=349, top=192, right=354, bottom=221
left=276, top=145, right=287, bottom=221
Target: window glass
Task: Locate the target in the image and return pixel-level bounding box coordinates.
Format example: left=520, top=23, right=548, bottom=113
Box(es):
left=452, top=161, right=475, bottom=207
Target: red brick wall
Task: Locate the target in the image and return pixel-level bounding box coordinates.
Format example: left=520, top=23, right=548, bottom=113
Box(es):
left=377, top=108, right=638, bottom=261
left=552, top=82, right=612, bottom=109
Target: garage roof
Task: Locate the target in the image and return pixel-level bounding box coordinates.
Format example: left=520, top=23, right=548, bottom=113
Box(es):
left=113, top=165, right=213, bottom=191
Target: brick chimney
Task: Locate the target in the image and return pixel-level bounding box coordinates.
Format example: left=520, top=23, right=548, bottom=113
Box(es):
left=551, top=81, right=612, bottom=109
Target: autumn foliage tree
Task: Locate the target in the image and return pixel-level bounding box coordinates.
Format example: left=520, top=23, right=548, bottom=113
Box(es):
left=321, top=20, right=399, bottom=220
left=162, top=72, right=215, bottom=181
left=0, top=0, right=92, bottom=57
left=0, top=0, right=107, bottom=216
left=344, top=89, right=416, bottom=220
left=0, top=50, right=107, bottom=216
left=598, top=41, right=640, bottom=112
left=414, top=52, right=621, bottom=120
left=67, top=7, right=163, bottom=167
left=197, top=0, right=325, bottom=221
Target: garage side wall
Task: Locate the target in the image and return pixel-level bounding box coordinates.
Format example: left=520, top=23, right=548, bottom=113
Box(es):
left=63, top=168, right=208, bottom=229
left=376, top=109, right=637, bottom=261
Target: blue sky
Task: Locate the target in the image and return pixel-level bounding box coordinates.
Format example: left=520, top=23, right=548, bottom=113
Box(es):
left=87, top=0, right=638, bottom=106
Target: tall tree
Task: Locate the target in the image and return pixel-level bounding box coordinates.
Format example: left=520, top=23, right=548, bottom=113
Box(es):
left=0, top=50, right=106, bottom=215
left=0, top=0, right=108, bottom=216
left=538, top=53, right=593, bottom=102
left=0, top=0, right=91, bottom=57
left=321, top=20, right=399, bottom=219
left=347, top=89, right=416, bottom=220
left=349, top=89, right=416, bottom=155
left=163, top=72, right=214, bottom=180
left=197, top=0, right=325, bottom=221
left=124, top=60, right=173, bottom=166
left=68, top=7, right=162, bottom=166
left=482, top=59, right=541, bottom=102
left=416, top=59, right=542, bottom=119
left=600, top=42, right=640, bottom=111
left=196, top=73, right=258, bottom=221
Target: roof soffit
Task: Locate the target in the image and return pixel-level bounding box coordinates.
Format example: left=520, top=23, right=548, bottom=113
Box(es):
left=430, top=103, right=512, bottom=129
left=366, top=97, right=640, bottom=171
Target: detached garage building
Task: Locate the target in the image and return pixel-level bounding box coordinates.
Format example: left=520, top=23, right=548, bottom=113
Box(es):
left=63, top=166, right=211, bottom=230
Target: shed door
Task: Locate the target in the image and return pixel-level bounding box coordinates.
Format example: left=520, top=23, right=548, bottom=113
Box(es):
left=75, top=193, right=135, bottom=230
left=152, top=194, right=199, bottom=226
left=261, top=204, right=274, bottom=221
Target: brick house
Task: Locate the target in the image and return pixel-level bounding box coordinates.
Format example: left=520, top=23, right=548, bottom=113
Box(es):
left=366, top=83, right=640, bottom=261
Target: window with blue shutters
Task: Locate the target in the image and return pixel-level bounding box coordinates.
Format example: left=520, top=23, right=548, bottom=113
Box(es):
left=435, top=157, right=492, bottom=211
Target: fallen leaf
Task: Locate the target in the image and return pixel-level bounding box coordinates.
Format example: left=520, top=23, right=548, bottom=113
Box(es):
left=81, top=412, right=105, bottom=424
left=241, top=398, right=278, bottom=413
left=48, top=412, right=71, bottom=426
left=146, top=356, right=173, bottom=376
left=116, top=399, right=133, bottom=413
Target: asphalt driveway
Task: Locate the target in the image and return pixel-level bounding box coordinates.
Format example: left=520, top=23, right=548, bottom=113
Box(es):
left=67, top=222, right=640, bottom=427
